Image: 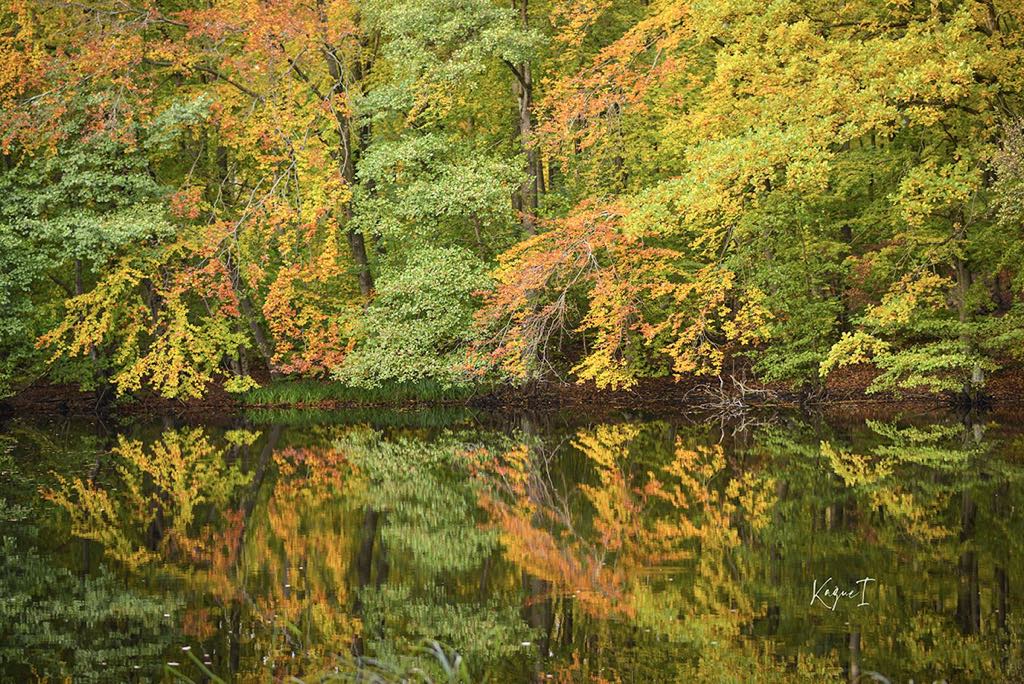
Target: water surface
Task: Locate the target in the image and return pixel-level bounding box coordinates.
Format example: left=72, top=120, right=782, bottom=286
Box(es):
left=1, top=408, right=1021, bottom=682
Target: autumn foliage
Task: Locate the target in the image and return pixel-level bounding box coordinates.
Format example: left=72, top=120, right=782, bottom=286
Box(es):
left=2, top=0, right=1024, bottom=399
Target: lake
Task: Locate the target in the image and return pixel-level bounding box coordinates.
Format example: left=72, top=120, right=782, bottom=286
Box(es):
left=1, top=407, right=1021, bottom=682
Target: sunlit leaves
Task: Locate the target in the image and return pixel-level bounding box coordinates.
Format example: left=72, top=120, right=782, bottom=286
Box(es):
left=476, top=201, right=770, bottom=388
left=39, top=246, right=251, bottom=399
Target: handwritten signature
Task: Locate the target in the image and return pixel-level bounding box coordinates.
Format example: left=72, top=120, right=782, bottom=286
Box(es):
left=810, top=576, right=876, bottom=610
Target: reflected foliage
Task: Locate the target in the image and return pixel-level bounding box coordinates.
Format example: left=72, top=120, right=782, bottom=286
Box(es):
left=6, top=411, right=1024, bottom=681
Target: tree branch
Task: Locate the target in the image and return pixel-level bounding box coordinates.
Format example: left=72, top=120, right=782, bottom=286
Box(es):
left=143, top=59, right=263, bottom=100
left=502, top=59, right=528, bottom=90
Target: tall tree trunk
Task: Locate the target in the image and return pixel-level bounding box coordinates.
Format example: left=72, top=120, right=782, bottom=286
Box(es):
left=511, top=0, right=540, bottom=235
left=317, top=8, right=375, bottom=296
left=75, top=258, right=112, bottom=404
left=340, top=114, right=374, bottom=297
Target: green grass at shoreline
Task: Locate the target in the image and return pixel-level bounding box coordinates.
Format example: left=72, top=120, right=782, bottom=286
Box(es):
left=242, top=405, right=482, bottom=428
left=239, top=378, right=491, bottom=407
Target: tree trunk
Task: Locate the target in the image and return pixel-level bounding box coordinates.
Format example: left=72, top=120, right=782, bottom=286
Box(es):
left=210, top=143, right=277, bottom=371
left=223, top=249, right=276, bottom=369
left=317, top=11, right=375, bottom=296
left=347, top=227, right=373, bottom=297
left=512, top=0, right=540, bottom=235
left=954, top=253, right=984, bottom=403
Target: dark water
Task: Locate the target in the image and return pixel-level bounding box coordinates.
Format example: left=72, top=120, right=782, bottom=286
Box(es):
left=1, top=408, right=1021, bottom=682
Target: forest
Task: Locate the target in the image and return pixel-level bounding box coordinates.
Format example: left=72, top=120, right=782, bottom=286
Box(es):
left=2, top=0, right=1024, bottom=404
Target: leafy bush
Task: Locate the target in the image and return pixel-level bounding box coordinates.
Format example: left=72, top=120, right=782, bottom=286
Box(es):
left=335, top=247, right=490, bottom=388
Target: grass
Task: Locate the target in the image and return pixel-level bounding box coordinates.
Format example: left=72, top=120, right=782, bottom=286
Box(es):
left=240, top=378, right=493, bottom=407
left=242, top=405, right=482, bottom=429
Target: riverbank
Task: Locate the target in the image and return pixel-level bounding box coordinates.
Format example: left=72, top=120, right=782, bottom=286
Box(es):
left=5, top=362, right=1024, bottom=420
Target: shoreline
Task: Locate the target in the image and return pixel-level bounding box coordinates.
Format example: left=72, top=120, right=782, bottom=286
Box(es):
left=4, top=363, right=1023, bottom=421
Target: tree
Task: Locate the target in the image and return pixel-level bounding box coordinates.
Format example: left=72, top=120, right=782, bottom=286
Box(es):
left=3, top=0, right=1024, bottom=398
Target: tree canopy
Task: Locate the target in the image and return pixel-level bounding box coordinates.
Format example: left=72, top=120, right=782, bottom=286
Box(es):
left=2, top=0, right=1023, bottom=398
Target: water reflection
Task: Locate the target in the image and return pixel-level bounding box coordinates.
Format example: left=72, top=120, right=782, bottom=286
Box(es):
left=2, top=411, right=1022, bottom=681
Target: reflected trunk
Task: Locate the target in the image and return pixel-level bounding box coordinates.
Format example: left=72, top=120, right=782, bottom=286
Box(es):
left=957, top=491, right=980, bottom=635
left=351, top=507, right=381, bottom=657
